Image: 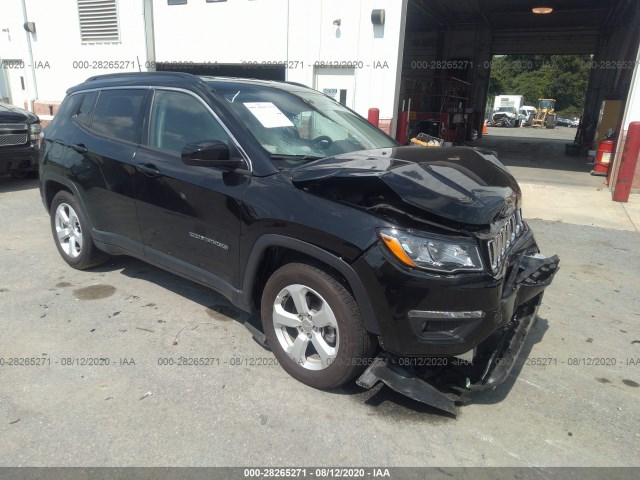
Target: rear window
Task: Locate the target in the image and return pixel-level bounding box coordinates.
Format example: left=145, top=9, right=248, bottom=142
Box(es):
left=90, top=89, right=146, bottom=143
left=48, top=94, right=84, bottom=131
left=72, top=91, right=99, bottom=126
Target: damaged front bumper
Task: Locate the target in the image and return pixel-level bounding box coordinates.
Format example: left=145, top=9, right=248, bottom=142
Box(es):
left=356, top=253, right=560, bottom=415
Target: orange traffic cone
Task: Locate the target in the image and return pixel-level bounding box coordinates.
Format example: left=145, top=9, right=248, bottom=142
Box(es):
left=482, top=121, right=488, bottom=135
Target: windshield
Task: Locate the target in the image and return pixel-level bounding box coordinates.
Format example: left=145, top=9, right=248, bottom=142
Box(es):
left=496, top=107, right=516, bottom=113
left=211, top=85, right=397, bottom=168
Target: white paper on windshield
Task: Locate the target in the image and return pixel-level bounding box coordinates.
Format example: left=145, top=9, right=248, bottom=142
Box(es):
left=243, top=102, right=294, bottom=128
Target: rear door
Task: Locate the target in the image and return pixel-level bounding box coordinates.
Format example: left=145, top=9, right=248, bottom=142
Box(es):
left=134, top=88, right=249, bottom=288
left=43, top=88, right=147, bottom=254
left=79, top=88, right=148, bottom=251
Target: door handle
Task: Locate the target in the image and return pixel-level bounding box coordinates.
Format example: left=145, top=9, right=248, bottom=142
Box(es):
left=70, top=143, right=88, bottom=154
left=135, top=163, right=162, bottom=177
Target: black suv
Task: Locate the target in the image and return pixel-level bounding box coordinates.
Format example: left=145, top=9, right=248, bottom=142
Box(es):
left=39, top=73, right=558, bottom=413
left=0, top=101, right=41, bottom=177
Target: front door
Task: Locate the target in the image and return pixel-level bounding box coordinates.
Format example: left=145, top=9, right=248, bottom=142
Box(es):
left=134, top=89, right=249, bottom=288
left=314, top=68, right=355, bottom=108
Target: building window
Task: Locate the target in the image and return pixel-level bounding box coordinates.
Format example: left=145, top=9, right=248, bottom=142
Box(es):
left=77, top=0, right=120, bottom=43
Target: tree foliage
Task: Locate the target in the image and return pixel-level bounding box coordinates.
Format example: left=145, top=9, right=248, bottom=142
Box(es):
left=488, top=55, right=590, bottom=117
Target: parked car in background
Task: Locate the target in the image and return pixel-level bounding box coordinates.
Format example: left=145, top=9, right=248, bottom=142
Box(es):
left=38, top=72, right=559, bottom=413
left=556, top=117, right=578, bottom=127
left=0, top=101, right=41, bottom=178
left=519, top=106, right=537, bottom=126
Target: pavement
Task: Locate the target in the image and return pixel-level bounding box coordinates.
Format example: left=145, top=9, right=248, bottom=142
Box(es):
left=0, top=130, right=639, bottom=468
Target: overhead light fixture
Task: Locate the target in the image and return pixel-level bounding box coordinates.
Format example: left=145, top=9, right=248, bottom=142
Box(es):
left=532, top=7, right=553, bottom=14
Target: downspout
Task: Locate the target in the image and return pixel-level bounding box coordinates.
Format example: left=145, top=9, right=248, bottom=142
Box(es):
left=20, top=0, right=37, bottom=112
left=143, top=0, right=156, bottom=71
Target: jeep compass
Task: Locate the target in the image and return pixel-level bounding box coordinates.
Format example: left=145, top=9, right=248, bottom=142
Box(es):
left=39, top=73, right=558, bottom=412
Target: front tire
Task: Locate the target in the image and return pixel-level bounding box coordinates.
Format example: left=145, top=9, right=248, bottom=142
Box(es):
left=50, top=190, right=109, bottom=269
left=261, top=262, right=376, bottom=389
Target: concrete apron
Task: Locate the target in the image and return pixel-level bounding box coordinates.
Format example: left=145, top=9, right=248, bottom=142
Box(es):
left=520, top=183, right=639, bottom=232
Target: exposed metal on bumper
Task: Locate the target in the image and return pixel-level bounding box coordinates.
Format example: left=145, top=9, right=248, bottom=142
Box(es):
left=356, top=253, right=560, bottom=415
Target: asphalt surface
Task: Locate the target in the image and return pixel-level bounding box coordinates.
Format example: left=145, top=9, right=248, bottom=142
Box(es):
left=1, top=164, right=639, bottom=466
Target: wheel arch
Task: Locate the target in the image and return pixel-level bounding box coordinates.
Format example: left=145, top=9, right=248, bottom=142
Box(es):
left=242, top=234, right=380, bottom=335
left=41, top=174, right=95, bottom=232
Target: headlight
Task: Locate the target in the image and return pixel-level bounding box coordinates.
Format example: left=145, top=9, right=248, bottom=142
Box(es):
left=378, top=228, right=483, bottom=273
left=29, top=123, right=42, bottom=141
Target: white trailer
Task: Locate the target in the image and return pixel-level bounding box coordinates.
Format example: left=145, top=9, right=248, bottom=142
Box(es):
left=493, top=95, right=525, bottom=111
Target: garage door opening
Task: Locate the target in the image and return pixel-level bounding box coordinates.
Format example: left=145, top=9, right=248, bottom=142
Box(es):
left=478, top=54, right=623, bottom=185
left=397, top=0, right=639, bottom=189
left=486, top=54, right=591, bottom=132
left=479, top=54, right=601, bottom=185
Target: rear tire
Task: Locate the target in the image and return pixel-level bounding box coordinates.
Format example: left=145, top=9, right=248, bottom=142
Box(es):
left=50, top=190, right=109, bottom=270
left=260, top=262, right=376, bottom=389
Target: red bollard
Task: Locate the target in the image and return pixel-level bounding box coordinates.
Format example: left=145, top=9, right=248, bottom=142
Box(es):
left=368, top=108, right=380, bottom=127
left=396, top=111, right=409, bottom=145
left=613, top=121, right=640, bottom=203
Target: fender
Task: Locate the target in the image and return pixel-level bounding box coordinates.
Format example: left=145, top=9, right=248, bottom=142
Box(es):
left=241, top=234, right=381, bottom=335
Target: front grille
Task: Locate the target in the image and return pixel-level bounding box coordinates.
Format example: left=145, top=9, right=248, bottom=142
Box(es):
left=0, top=123, right=28, bottom=131
left=0, top=123, right=29, bottom=147
left=0, top=133, right=28, bottom=147
left=487, top=210, right=525, bottom=270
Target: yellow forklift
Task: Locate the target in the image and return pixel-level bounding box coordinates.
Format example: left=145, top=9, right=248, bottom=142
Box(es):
left=531, top=99, right=557, bottom=129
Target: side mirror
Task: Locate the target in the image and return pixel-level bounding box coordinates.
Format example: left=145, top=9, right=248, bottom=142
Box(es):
left=181, top=141, right=243, bottom=169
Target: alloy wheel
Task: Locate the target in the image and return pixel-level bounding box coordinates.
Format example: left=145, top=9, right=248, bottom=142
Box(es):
left=272, top=284, right=339, bottom=370
left=55, top=203, right=83, bottom=258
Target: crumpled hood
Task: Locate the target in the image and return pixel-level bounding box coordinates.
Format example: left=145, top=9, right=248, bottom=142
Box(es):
left=290, top=146, right=521, bottom=227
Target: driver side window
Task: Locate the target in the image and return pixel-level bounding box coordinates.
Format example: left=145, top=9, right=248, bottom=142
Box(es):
left=148, top=90, right=229, bottom=155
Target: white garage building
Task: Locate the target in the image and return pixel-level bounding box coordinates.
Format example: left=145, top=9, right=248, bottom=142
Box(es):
left=0, top=0, right=407, bottom=133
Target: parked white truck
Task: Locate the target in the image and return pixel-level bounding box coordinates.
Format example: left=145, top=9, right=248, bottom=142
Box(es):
left=492, top=95, right=525, bottom=127
left=494, top=95, right=524, bottom=111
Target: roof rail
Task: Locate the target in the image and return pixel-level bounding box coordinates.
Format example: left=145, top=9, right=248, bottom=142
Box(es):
left=84, top=71, right=198, bottom=83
